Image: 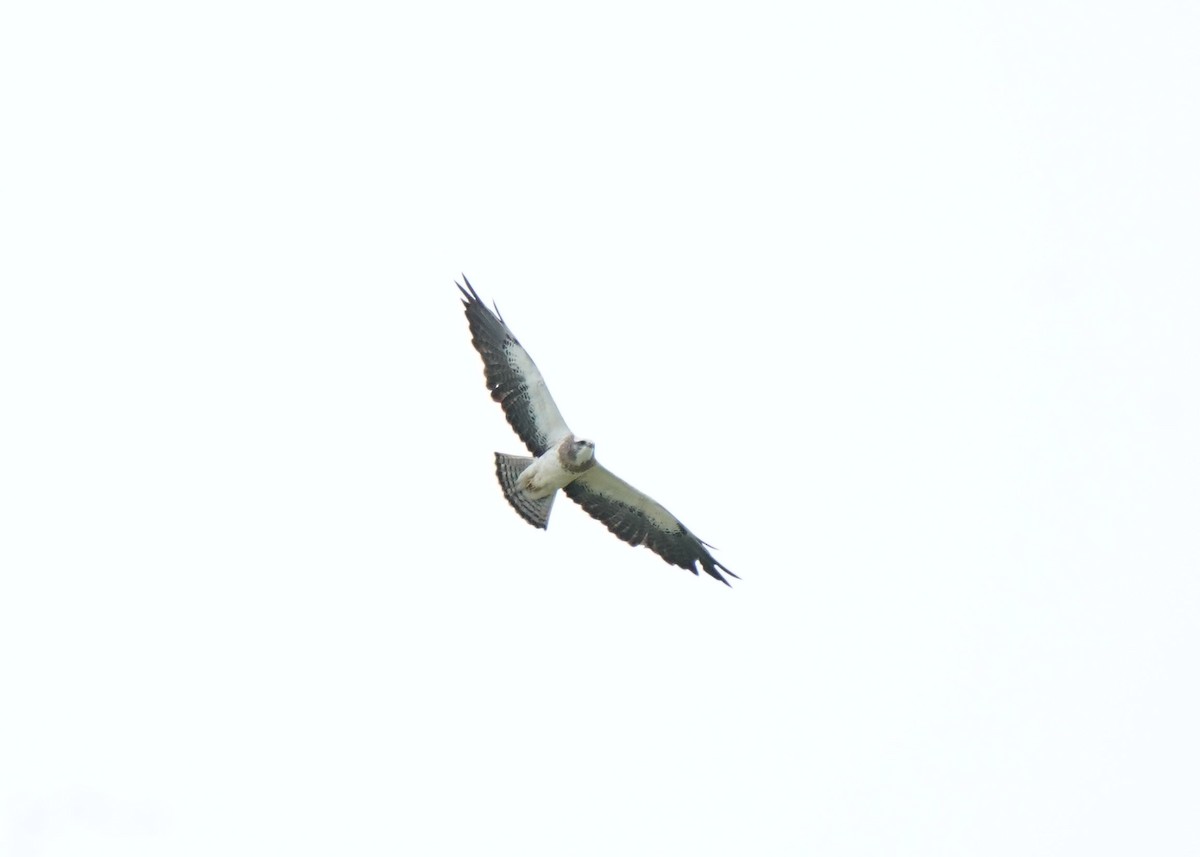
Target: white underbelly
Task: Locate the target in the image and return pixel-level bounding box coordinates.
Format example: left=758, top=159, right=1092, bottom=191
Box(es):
left=520, top=449, right=578, bottom=499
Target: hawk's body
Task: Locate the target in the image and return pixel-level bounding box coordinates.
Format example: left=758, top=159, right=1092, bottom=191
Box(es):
left=513, top=434, right=595, bottom=500
left=458, top=277, right=737, bottom=585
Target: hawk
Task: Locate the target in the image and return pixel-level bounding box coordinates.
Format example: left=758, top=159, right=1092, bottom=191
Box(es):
left=458, top=276, right=737, bottom=585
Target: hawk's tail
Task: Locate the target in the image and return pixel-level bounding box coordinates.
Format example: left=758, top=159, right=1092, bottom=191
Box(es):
left=494, top=452, right=556, bottom=530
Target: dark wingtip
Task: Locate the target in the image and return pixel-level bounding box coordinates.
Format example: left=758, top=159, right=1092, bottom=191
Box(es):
left=456, top=274, right=481, bottom=306
left=456, top=276, right=506, bottom=324
left=706, top=559, right=738, bottom=586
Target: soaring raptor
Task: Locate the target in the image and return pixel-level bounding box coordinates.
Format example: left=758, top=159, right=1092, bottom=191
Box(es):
left=458, top=277, right=737, bottom=585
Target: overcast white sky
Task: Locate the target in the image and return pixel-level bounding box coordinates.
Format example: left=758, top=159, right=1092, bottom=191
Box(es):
left=3, top=1, right=1199, bottom=854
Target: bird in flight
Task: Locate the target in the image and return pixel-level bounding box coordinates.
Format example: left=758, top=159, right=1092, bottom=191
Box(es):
left=458, top=276, right=737, bottom=585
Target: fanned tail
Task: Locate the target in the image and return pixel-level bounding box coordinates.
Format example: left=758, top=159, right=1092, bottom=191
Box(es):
left=494, top=452, right=556, bottom=529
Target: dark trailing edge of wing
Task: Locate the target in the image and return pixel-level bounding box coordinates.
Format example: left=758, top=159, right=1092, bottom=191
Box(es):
left=563, top=480, right=739, bottom=586
left=457, top=275, right=551, bottom=455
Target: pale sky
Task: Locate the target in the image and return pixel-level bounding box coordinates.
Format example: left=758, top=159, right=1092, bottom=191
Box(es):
left=3, top=1, right=1199, bottom=855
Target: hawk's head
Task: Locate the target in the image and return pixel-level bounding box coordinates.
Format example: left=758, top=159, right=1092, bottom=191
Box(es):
left=558, top=435, right=596, bottom=472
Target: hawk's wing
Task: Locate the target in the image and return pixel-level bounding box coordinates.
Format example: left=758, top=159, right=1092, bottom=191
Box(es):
left=458, top=277, right=573, bottom=455
left=564, top=464, right=737, bottom=585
